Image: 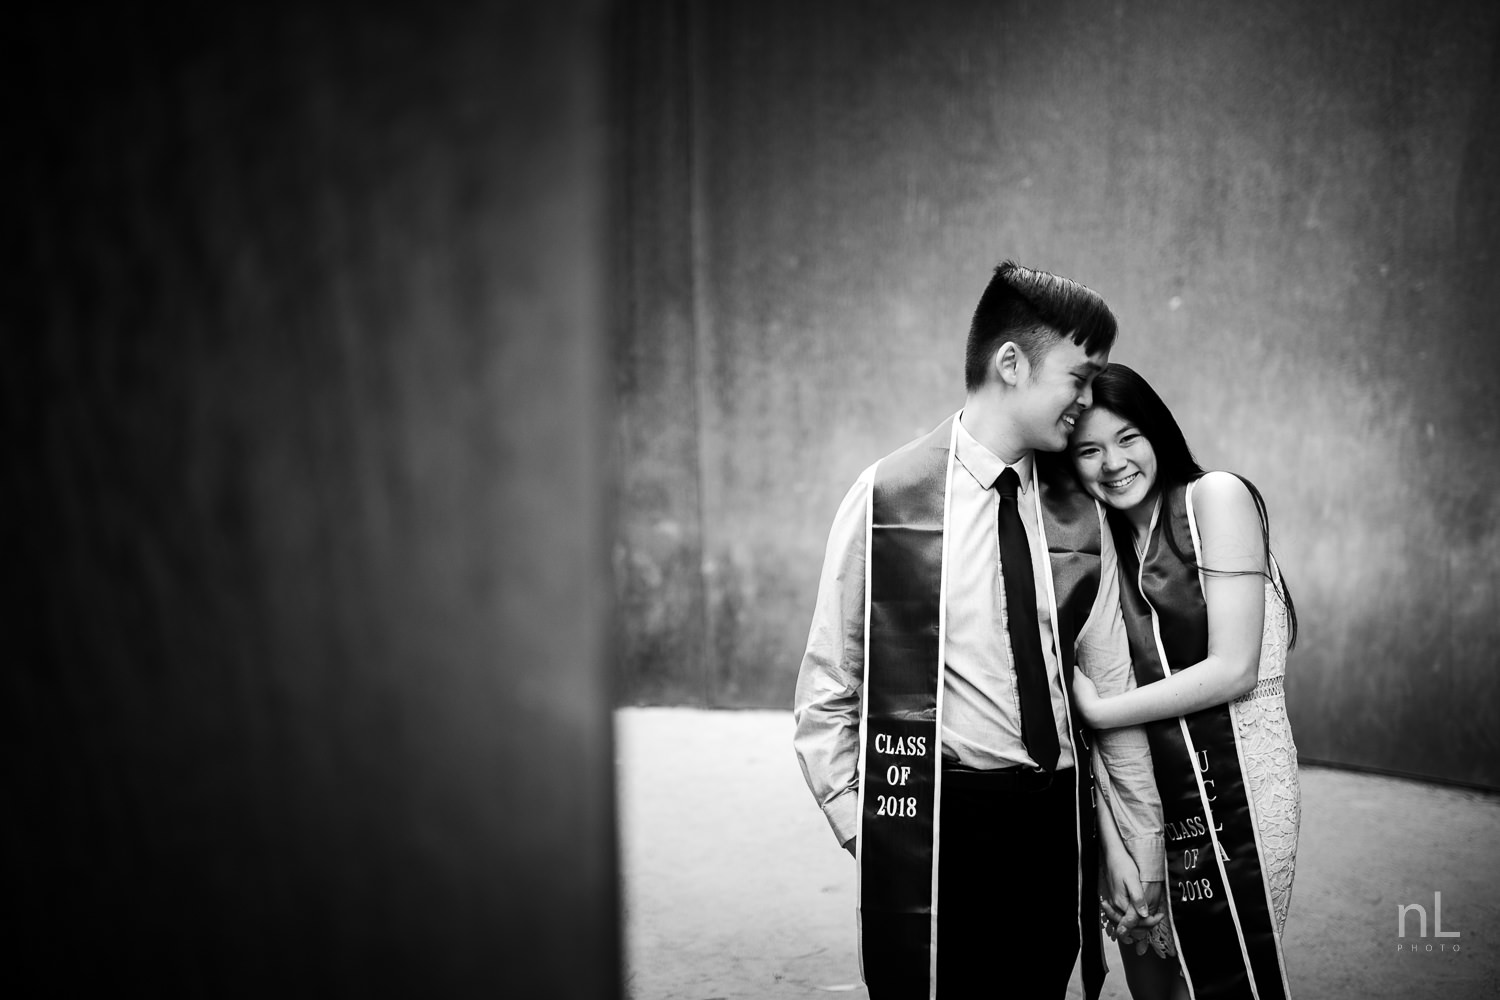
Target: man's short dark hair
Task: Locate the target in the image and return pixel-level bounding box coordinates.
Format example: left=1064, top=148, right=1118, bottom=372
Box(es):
left=963, top=260, right=1118, bottom=391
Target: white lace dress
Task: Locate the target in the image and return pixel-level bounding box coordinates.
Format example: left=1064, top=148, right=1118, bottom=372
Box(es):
left=1227, top=575, right=1300, bottom=933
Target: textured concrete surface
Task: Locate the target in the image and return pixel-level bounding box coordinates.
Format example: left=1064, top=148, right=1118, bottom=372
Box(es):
left=613, top=0, right=1500, bottom=789
left=619, top=707, right=1500, bottom=999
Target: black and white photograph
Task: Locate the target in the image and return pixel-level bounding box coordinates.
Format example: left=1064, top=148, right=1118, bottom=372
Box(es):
left=11, top=2, right=1499, bottom=998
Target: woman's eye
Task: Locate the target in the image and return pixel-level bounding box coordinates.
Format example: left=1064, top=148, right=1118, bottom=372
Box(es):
left=1120, top=434, right=1138, bottom=445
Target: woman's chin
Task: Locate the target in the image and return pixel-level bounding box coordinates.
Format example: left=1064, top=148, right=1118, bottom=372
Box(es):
left=1086, top=487, right=1123, bottom=509
left=1093, top=488, right=1143, bottom=512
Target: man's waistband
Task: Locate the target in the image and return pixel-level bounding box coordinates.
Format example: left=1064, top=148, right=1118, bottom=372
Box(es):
left=941, top=760, right=1073, bottom=792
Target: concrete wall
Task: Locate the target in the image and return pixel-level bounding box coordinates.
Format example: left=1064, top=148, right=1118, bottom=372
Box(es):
left=614, top=0, right=1500, bottom=788
left=12, top=5, right=617, bottom=995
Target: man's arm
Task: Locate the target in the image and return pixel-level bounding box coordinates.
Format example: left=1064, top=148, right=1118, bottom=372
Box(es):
left=792, top=469, right=873, bottom=851
left=1095, top=769, right=1163, bottom=937
left=1076, top=509, right=1165, bottom=886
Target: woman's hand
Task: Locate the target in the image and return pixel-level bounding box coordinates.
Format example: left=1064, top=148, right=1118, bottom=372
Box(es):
left=1072, top=671, right=1103, bottom=728
left=1099, top=845, right=1161, bottom=946
left=1122, top=882, right=1168, bottom=956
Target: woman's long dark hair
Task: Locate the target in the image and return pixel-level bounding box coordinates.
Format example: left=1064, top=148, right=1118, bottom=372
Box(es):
left=1081, top=363, right=1298, bottom=649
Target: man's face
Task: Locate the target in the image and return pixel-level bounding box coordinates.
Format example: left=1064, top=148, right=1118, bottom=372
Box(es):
left=1012, top=338, right=1107, bottom=453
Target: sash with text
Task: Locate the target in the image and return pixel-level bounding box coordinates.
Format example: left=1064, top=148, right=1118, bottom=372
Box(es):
left=1113, top=483, right=1289, bottom=1000
left=857, top=420, right=1107, bottom=1000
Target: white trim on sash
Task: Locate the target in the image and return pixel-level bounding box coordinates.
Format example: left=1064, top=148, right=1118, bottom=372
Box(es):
left=854, top=458, right=874, bottom=983
left=925, top=415, right=961, bottom=999
left=1133, top=500, right=1193, bottom=995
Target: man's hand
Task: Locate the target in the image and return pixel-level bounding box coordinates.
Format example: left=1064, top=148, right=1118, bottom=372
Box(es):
left=1097, top=849, right=1134, bottom=936
left=1115, top=881, right=1169, bottom=957
left=1098, top=848, right=1162, bottom=943
left=1141, top=880, right=1164, bottom=920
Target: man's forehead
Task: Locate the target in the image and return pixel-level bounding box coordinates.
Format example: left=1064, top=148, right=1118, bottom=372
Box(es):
left=1045, top=338, right=1107, bottom=371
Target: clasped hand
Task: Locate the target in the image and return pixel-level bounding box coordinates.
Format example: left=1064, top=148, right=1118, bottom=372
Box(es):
left=1099, top=854, right=1164, bottom=956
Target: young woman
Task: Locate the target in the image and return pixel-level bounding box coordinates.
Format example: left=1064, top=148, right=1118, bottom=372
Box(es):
left=1067, top=364, right=1300, bottom=1000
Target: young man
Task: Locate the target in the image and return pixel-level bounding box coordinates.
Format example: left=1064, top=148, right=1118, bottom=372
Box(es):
left=793, top=261, right=1164, bottom=999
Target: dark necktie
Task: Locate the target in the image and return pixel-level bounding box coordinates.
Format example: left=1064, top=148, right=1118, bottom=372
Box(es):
left=995, top=466, right=1059, bottom=772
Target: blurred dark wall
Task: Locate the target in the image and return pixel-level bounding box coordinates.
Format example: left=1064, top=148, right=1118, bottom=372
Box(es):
left=11, top=5, right=617, bottom=996
left=615, top=0, right=1500, bottom=788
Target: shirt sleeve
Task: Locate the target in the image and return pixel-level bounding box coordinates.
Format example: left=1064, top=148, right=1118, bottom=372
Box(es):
left=791, top=468, right=873, bottom=848
left=1077, top=508, right=1166, bottom=880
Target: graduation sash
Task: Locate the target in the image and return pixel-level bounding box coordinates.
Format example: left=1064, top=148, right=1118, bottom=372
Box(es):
left=857, top=415, right=1106, bottom=999
left=1113, top=481, right=1290, bottom=1000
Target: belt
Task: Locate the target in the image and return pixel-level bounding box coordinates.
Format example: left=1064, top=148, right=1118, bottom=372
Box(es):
left=941, top=761, right=1072, bottom=792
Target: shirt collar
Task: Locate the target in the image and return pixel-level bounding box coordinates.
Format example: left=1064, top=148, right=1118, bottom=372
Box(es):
left=955, top=411, right=1034, bottom=494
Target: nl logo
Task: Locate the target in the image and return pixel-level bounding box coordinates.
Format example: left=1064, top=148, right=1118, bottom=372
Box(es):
left=1396, top=892, right=1461, bottom=953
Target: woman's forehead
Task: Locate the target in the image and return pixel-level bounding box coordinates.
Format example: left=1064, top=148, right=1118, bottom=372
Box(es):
left=1075, top=406, right=1135, bottom=439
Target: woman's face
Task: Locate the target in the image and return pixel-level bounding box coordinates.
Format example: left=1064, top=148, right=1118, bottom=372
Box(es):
left=1070, top=406, right=1158, bottom=512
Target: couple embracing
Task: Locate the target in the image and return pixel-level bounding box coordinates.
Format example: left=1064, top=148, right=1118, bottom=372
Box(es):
left=793, top=261, right=1300, bottom=1000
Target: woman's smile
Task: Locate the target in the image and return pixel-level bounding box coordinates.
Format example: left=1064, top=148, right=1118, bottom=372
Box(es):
left=1069, top=406, right=1159, bottom=514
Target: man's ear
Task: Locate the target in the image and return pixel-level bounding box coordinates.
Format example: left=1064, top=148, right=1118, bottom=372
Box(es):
left=994, top=341, right=1027, bottom=387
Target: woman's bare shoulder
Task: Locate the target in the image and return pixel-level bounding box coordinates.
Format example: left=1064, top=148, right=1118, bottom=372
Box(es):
left=1191, top=470, right=1255, bottom=509
left=1190, top=471, right=1264, bottom=565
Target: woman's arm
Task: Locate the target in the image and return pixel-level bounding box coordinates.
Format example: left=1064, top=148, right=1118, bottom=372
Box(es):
left=1074, top=472, right=1267, bottom=730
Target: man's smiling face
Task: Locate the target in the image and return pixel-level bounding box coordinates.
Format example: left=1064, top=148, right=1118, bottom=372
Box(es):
left=1010, top=338, right=1107, bottom=453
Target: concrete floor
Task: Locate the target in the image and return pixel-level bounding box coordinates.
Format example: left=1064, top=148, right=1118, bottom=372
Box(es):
left=617, top=707, right=1500, bottom=1000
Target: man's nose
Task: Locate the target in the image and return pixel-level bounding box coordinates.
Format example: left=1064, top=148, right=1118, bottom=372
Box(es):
left=1078, top=382, right=1093, bottom=409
